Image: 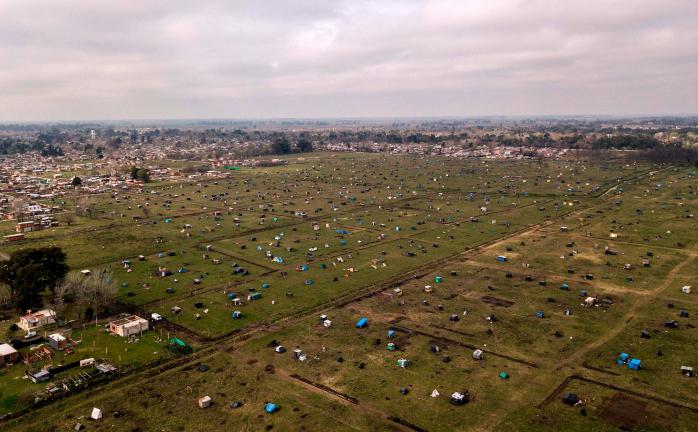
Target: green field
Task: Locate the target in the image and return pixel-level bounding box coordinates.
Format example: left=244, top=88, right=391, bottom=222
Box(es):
left=2, top=154, right=697, bottom=431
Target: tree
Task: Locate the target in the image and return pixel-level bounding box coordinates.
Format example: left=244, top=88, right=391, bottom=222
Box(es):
left=130, top=167, right=150, bottom=182
left=0, top=282, right=11, bottom=308
left=58, top=268, right=117, bottom=320
left=0, top=247, right=69, bottom=310
left=58, top=212, right=76, bottom=226
left=75, top=196, right=96, bottom=219
left=297, top=138, right=313, bottom=153
left=11, top=197, right=26, bottom=222
left=71, top=176, right=82, bottom=187
left=270, top=137, right=291, bottom=154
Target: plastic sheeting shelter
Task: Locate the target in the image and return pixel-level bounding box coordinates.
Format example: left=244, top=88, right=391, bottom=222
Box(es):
left=265, top=403, right=279, bottom=413
left=628, top=358, right=641, bottom=370
left=355, top=317, right=368, bottom=328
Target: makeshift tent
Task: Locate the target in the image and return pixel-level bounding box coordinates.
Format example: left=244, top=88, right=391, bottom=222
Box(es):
left=450, top=391, right=469, bottom=405
left=265, top=403, right=279, bottom=413
left=562, top=393, right=579, bottom=406
left=355, top=317, right=368, bottom=328
left=198, top=396, right=212, bottom=408
left=628, top=358, right=641, bottom=370
left=90, top=408, right=102, bottom=420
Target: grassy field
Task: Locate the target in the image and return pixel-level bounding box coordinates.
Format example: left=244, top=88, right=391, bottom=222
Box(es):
left=1, top=154, right=696, bottom=431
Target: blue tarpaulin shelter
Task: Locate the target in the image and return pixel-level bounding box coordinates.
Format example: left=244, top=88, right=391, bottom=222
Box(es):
left=628, top=358, right=641, bottom=370
left=356, top=317, right=368, bottom=328
left=265, top=403, right=279, bottom=413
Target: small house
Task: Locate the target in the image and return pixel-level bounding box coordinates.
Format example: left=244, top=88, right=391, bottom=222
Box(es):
left=108, top=315, right=149, bottom=337
left=18, top=309, right=57, bottom=331
left=48, top=333, right=68, bottom=350
left=0, top=343, right=19, bottom=367
left=680, top=366, right=694, bottom=377
left=682, top=286, right=692, bottom=294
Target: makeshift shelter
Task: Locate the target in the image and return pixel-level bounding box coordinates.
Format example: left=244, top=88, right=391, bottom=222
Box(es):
left=562, top=393, right=579, bottom=406
left=355, top=317, right=368, bottom=328
left=265, top=402, right=279, bottom=413
left=628, top=358, right=641, bottom=370
left=90, top=408, right=103, bottom=420
left=450, top=391, right=470, bottom=405
left=616, top=352, right=630, bottom=365
left=472, top=349, right=484, bottom=360
left=198, top=396, right=212, bottom=408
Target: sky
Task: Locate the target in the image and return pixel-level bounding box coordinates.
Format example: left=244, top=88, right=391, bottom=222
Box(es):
left=1, top=0, right=697, bottom=121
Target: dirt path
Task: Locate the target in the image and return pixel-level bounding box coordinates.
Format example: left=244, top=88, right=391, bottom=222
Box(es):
left=556, top=254, right=695, bottom=370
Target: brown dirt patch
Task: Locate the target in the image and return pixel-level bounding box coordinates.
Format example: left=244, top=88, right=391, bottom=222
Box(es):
left=481, top=295, right=514, bottom=307
left=598, top=392, right=647, bottom=429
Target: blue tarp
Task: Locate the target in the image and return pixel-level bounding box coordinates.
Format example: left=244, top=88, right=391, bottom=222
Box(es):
left=628, top=358, right=641, bottom=370
left=356, top=317, right=368, bottom=328
left=265, top=402, right=279, bottom=413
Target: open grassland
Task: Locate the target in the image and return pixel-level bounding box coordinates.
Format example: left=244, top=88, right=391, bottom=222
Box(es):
left=2, top=155, right=697, bottom=431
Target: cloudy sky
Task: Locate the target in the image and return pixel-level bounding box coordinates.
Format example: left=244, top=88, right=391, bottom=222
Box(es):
left=1, top=0, right=697, bottom=121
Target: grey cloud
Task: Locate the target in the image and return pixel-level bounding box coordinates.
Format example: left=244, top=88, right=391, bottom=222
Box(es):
left=0, top=0, right=696, bottom=121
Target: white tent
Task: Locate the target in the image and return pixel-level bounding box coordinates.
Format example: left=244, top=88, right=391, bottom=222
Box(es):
left=430, top=389, right=440, bottom=398
left=90, top=407, right=102, bottom=420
